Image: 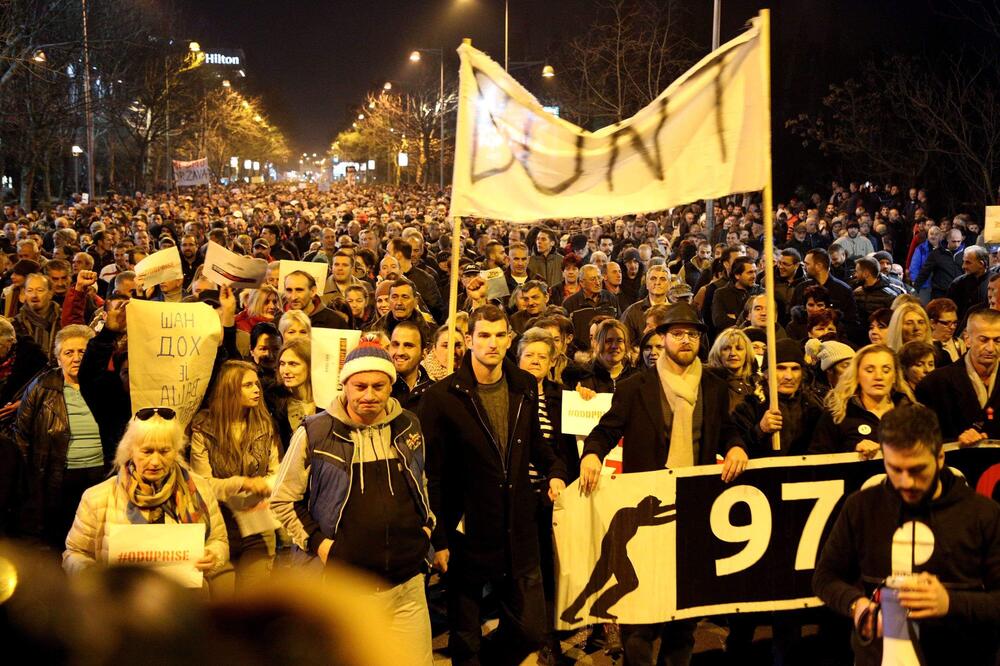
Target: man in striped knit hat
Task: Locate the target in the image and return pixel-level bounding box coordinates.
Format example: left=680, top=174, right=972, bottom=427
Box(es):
left=271, top=334, right=435, bottom=664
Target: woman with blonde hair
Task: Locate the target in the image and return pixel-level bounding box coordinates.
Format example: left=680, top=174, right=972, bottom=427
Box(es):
left=884, top=302, right=933, bottom=351
left=277, top=309, right=311, bottom=343
left=235, top=285, right=281, bottom=333
left=576, top=318, right=635, bottom=393
left=64, top=411, right=229, bottom=593
left=189, top=361, right=280, bottom=589
left=706, top=327, right=761, bottom=413
left=809, top=344, right=915, bottom=458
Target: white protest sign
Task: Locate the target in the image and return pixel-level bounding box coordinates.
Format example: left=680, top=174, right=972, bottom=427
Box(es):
left=108, top=523, right=205, bottom=588
left=985, top=206, right=1000, bottom=244
left=126, top=300, right=222, bottom=427
left=279, top=260, right=329, bottom=296
left=561, top=390, right=614, bottom=436
left=203, top=241, right=267, bottom=288
left=173, top=158, right=211, bottom=187
left=480, top=267, right=510, bottom=300
left=311, top=328, right=361, bottom=409
left=134, top=246, right=183, bottom=289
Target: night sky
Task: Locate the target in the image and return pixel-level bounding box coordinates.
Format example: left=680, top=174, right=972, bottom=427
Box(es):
left=168, top=0, right=958, bottom=191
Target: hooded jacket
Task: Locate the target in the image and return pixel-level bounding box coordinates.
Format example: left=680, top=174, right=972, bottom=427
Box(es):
left=270, top=395, right=434, bottom=584
left=813, top=469, right=1000, bottom=666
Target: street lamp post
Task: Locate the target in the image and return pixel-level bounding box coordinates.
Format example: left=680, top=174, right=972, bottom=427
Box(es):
left=409, top=48, right=445, bottom=191
left=80, top=0, right=96, bottom=198
left=71, top=145, right=84, bottom=194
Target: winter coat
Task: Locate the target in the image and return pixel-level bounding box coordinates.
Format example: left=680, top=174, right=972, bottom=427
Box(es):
left=62, top=468, right=230, bottom=582
left=581, top=366, right=746, bottom=473
left=915, top=357, right=1000, bottom=441
left=270, top=397, right=433, bottom=582
left=853, top=275, right=902, bottom=322
left=914, top=244, right=964, bottom=298
left=0, top=336, right=47, bottom=407
left=808, top=393, right=911, bottom=454
left=421, top=356, right=568, bottom=577
left=15, top=368, right=113, bottom=536
left=908, top=238, right=937, bottom=289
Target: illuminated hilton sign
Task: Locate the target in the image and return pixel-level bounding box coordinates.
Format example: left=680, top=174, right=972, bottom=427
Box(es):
left=205, top=52, right=241, bottom=66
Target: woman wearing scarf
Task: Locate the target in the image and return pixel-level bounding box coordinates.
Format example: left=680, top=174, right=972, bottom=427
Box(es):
left=63, top=410, right=229, bottom=594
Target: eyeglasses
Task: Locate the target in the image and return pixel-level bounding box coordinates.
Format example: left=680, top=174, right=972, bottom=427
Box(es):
left=135, top=407, right=176, bottom=421
left=933, top=319, right=959, bottom=328
left=667, top=330, right=701, bottom=341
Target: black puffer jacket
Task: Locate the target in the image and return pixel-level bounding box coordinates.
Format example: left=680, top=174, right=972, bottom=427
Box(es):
left=15, top=368, right=113, bottom=536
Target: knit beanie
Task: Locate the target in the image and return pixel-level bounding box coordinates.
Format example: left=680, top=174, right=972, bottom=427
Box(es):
left=375, top=280, right=393, bottom=299
left=339, top=335, right=397, bottom=383
left=805, top=338, right=855, bottom=371
left=772, top=338, right=805, bottom=366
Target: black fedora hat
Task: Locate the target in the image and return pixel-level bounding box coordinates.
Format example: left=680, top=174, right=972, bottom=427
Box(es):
left=654, top=302, right=707, bottom=334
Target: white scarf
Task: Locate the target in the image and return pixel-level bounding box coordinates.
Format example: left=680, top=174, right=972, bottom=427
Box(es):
left=657, top=355, right=701, bottom=468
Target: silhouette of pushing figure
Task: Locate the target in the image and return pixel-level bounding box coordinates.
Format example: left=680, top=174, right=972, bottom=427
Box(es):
left=560, top=495, right=676, bottom=623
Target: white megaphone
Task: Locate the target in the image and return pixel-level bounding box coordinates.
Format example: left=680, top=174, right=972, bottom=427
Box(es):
left=881, top=520, right=935, bottom=666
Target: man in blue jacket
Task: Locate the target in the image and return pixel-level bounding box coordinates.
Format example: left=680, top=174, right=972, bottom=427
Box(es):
left=271, top=337, right=435, bottom=664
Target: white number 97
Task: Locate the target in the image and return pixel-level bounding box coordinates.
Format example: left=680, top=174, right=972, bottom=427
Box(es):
left=709, top=480, right=844, bottom=576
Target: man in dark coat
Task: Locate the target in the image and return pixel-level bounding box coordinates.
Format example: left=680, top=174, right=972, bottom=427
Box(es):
left=946, top=245, right=990, bottom=319
left=422, top=305, right=568, bottom=666
left=916, top=307, right=1000, bottom=443
left=791, top=248, right=861, bottom=344
left=914, top=228, right=965, bottom=299
left=578, top=302, right=748, bottom=666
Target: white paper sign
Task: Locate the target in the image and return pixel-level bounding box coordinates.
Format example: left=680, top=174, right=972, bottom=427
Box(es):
left=134, top=246, right=183, bottom=288
left=480, top=267, right=510, bottom=300
left=203, top=241, right=267, bottom=288
left=126, top=300, right=222, bottom=427
left=985, top=206, right=1000, bottom=243
left=311, top=328, right=361, bottom=409
left=561, top=390, right=614, bottom=436
left=232, top=502, right=281, bottom=537
left=279, top=260, right=329, bottom=296
left=108, top=523, right=205, bottom=588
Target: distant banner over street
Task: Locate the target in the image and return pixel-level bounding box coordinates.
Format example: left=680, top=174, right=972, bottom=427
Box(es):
left=449, top=15, right=767, bottom=222
left=173, top=158, right=211, bottom=187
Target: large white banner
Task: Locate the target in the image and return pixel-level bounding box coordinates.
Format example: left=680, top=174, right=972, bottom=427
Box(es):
left=126, top=300, right=222, bottom=427
left=554, top=447, right=1000, bottom=629
left=449, top=15, right=767, bottom=222
left=173, top=158, right=211, bottom=187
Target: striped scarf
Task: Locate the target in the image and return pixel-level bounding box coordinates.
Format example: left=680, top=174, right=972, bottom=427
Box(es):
left=121, top=461, right=210, bottom=530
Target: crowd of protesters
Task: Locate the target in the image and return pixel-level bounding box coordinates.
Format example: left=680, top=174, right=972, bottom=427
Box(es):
left=0, top=177, right=997, bottom=666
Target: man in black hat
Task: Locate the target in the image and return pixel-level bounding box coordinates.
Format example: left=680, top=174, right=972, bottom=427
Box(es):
left=578, top=302, right=748, bottom=666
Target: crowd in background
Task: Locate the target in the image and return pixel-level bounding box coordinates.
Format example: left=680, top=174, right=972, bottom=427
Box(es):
left=0, top=177, right=998, bottom=665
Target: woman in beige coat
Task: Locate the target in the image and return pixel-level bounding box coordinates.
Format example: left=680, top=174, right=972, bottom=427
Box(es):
left=63, top=409, right=229, bottom=592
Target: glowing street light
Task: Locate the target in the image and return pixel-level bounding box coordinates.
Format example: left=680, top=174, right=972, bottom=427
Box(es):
left=71, top=145, right=84, bottom=156
left=358, top=113, right=364, bottom=120
left=188, top=41, right=201, bottom=53
left=542, top=64, right=555, bottom=78
left=222, top=79, right=231, bottom=88
left=253, top=114, right=263, bottom=122
left=368, top=101, right=375, bottom=109
left=32, top=50, right=47, bottom=63
left=383, top=82, right=392, bottom=91
left=409, top=50, right=421, bottom=62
